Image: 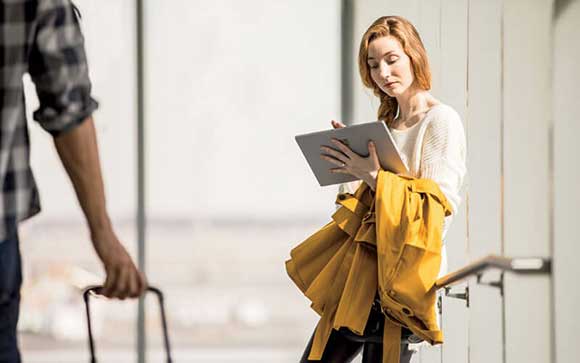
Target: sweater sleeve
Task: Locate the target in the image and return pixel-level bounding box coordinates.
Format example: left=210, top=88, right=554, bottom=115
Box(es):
left=419, top=108, right=467, bottom=215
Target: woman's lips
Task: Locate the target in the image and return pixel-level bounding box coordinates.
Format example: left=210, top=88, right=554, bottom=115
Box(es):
left=384, top=81, right=398, bottom=88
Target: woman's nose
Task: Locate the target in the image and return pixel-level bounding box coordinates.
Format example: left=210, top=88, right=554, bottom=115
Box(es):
left=379, top=62, right=391, bottom=79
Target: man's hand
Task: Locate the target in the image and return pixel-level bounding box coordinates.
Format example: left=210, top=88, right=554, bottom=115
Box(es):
left=91, top=227, right=147, bottom=299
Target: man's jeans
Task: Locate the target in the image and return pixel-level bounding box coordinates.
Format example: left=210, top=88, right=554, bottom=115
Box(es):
left=0, top=221, right=21, bottom=363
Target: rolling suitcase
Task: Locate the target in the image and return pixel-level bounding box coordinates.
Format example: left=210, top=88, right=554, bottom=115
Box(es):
left=83, top=286, right=173, bottom=363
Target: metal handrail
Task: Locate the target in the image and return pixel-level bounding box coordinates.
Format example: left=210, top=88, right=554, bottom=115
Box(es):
left=435, top=254, right=552, bottom=290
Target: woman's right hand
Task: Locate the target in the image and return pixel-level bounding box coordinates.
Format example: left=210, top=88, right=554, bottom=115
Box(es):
left=331, top=120, right=346, bottom=129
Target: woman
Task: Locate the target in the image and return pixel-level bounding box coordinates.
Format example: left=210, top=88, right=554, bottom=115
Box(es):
left=299, top=15, right=467, bottom=362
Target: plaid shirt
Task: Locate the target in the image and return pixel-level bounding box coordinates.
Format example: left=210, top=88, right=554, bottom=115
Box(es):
left=0, top=0, right=98, bottom=242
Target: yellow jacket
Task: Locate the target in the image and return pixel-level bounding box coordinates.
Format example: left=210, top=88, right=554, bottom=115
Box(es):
left=285, top=170, right=453, bottom=363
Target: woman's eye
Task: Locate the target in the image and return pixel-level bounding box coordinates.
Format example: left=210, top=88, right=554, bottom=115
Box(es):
left=369, top=64, right=378, bottom=69
left=387, top=57, right=398, bottom=65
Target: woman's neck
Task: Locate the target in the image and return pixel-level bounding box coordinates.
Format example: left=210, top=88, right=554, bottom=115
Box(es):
left=395, top=89, right=436, bottom=121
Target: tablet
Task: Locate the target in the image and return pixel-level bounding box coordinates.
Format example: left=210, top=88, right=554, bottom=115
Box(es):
left=295, top=121, right=410, bottom=186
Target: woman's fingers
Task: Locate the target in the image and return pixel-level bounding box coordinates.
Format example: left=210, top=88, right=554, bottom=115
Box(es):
left=320, top=153, right=347, bottom=167
left=330, top=138, right=356, bottom=158
left=368, top=141, right=380, bottom=167
left=331, top=120, right=346, bottom=129
left=329, top=167, right=350, bottom=174
left=320, top=146, right=349, bottom=163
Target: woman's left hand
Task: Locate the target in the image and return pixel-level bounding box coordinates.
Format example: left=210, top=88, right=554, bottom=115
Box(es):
left=320, top=139, right=381, bottom=191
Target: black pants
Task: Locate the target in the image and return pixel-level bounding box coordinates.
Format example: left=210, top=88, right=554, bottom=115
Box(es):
left=300, top=301, right=416, bottom=363
left=299, top=329, right=415, bottom=363
left=0, top=221, right=22, bottom=363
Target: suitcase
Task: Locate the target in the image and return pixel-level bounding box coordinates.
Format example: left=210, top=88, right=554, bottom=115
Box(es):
left=82, top=286, right=173, bottom=363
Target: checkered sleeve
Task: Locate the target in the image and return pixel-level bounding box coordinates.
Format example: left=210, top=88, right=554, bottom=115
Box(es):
left=28, top=0, right=98, bottom=136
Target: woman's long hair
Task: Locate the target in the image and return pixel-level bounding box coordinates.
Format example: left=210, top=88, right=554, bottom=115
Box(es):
left=358, top=16, right=432, bottom=127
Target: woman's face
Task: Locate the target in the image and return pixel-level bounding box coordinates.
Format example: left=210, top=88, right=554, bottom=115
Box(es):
left=367, top=36, right=414, bottom=97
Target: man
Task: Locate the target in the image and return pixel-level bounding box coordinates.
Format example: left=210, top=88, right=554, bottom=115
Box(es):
left=0, top=1, right=147, bottom=361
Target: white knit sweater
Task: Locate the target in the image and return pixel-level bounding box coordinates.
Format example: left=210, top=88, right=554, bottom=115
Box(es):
left=339, top=104, right=467, bottom=278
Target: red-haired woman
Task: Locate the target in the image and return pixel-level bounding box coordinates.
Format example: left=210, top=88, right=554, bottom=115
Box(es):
left=300, top=15, right=467, bottom=363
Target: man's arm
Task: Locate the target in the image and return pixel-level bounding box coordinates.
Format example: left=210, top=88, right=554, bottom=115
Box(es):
left=28, top=1, right=145, bottom=298
left=54, top=116, right=146, bottom=299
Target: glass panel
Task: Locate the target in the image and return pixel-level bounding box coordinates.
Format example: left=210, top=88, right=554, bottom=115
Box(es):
left=144, top=0, right=340, bottom=361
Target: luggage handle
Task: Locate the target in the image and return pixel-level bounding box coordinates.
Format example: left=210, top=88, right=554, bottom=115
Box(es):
left=82, top=286, right=173, bottom=363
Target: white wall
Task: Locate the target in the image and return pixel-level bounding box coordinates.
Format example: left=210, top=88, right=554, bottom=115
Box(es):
left=553, top=0, right=580, bottom=362
left=352, top=1, right=564, bottom=362
left=466, top=0, right=504, bottom=362
left=502, top=1, right=554, bottom=362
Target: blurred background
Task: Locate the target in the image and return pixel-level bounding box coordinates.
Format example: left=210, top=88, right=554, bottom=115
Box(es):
left=15, top=0, right=580, bottom=362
